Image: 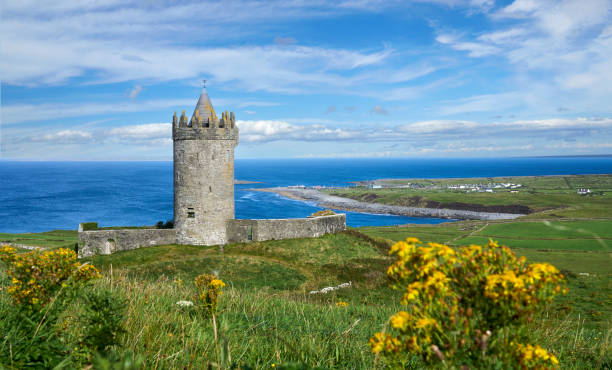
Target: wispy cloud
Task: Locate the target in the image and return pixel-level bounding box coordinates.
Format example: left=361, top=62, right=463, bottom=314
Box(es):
left=1, top=99, right=193, bottom=125
left=6, top=117, right=612, bottom=159
left=128, top=85, right=143, bottom=99
left=435, top=0, right=612, bottom=98
left=370, top=105, right=389, bottom=115
left=16, top=117, right=611, bottom=146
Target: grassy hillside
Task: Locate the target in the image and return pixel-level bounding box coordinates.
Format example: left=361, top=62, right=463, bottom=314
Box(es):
left=328, top=174, right=612, bottom=218
left=87, top=233, right=390, bottom=295
left=2, top=228, right=610, bottom=368
left=0, top=230, right=77, bottom=249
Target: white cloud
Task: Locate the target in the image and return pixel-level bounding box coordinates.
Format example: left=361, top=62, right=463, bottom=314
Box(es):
left=370, top=105, right=389, bottom=115
left=236, top=120, right=359, bottom=142
left=30, top=130, right=93, bottom=143
left=477, top=28, right=526, bottom=44
left=1, top=99, right=193, bottom=125
left=1, top=1, right=395, bottom=92
left=129, top=85, right=143, bottom=99
left=108, top=123, right=170, bottom=140
left=435, top=0, right=612, bottom=101
left=437, top=92, right=526, bottom=115
left=236, top=117, right=612, bottom=143
left=436, top=34, right=500, bottom=57
left=7, top=117, right=612, bottom=158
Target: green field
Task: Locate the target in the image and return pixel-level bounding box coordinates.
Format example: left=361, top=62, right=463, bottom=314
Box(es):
left=2, top=226, right=611, bottom=368
left=0, top=230, right=77, bottom=249
left=329, top=174, right=612, bottom=218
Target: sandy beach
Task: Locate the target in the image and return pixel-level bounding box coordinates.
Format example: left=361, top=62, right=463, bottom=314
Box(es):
left=249, top=187, right=524, bottom=221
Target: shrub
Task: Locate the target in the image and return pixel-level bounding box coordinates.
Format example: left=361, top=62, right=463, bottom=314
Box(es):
left=155, top=220, right=174, bottom=229
left=370, top=238, right=566, bottom=368
left=194, top=273, right=226, bottom=317
left=81, top=222, right=99, bottom=231
left=194, top=273, right=226, bottom=342
left=80, top=289, right=127, bottom=355
left=309, top=209, right=336, bottom=217
left=0, top=245, right=100, bottom=309
left=0, top=245, right=101, bottom=368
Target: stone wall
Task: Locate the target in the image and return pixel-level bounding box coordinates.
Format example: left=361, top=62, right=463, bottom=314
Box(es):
left=78, top=228, right=176, bottom=258
left=227, top=214, right=346, bottom=243
left=78, top=214, right=346, bottom=257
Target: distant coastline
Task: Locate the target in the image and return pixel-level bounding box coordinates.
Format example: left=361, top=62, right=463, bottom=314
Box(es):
left=250, top=187, right=524, bottom=221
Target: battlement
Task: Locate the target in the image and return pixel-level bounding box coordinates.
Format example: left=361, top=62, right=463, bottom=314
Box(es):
left=172, top=83, right=239, bottom=143
left=172, top=109, right=239, bottom=142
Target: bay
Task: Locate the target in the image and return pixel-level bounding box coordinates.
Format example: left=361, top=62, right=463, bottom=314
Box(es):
left=1, top=157, right=611, bottom=233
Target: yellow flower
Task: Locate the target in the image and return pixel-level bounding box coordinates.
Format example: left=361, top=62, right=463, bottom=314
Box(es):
left=390, top=311, right=411, bottom=330
left=209, top=279, right=226, bottom=290
left=550, top=354, right=559, bottom=365
left=415, top=317, right=437, bottom=329
left=335, top=301, right=348, bottom=307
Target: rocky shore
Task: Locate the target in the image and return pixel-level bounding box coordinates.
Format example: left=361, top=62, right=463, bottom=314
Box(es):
left=251, top=187, right=525, bottom=221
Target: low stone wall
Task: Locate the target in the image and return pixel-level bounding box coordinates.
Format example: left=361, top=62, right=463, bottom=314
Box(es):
left=227, top=214, right=346, bottom=243
left=78, top=214, right=346, bottom=257
left=78, top=228, right=176, bottom=258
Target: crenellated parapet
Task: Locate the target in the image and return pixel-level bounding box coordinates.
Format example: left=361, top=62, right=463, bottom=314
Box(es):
left=172, top=87, right=238, bottom=144
left=173, top=110, right=238, bottom=143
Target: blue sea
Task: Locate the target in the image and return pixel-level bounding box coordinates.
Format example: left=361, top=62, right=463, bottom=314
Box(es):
left=1, top=157, right=611, bottom=233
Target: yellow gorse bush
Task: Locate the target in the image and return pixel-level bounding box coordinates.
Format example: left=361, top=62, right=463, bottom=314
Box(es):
left=194, top=273, right=226, bottom=315
left=0, top=245, right=101, bottom=309
left=515, top=343, right=560, bottom=368
left=370, top=238, right=566, bottom=368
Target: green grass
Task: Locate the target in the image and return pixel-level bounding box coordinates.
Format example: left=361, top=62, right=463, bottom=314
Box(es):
left=2, top=228, right=610, bottom=368
left=328, top=174, right=612, bottom=218
left=358, top=222, right=480, bottom=244
left=474, top=220, right=612, bottom=239
left=87, top=233, right=388, bottom=292
left=0, top=230, right=77, bottom=249
left=452, top=220, right=612, bottom=252
left=455, top=236, right=609, bottom=251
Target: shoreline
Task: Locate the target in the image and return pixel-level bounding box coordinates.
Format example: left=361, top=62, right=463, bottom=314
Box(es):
left=349, top=173, right=612, bottom=185
left=250, top=187, right=524, bottom=221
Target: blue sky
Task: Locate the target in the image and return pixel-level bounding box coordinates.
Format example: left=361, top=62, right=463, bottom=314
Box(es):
left=1, top=0, right=611, bottom=160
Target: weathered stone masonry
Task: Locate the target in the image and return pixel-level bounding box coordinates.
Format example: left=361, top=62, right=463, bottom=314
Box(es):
left=78, top=84, right=346, bottom=257
left=78, top=228, right=176, bottom=258
left=173, top=87, right=238, bottom=246
left=226, top=214, right=346, bottom=243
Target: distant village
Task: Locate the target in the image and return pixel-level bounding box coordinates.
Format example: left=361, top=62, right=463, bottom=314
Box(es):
left=286, top=182, right=596, bottom=195
left=362, top=181, right=523, bottom=193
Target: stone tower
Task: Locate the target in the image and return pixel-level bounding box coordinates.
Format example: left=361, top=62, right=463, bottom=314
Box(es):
left=173, top=83, right=239, bottom=245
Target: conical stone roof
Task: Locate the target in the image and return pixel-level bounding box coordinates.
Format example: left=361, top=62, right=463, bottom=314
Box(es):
left=192, top=86, right=217, bottom=124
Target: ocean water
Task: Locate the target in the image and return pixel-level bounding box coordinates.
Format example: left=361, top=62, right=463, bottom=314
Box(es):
left=1, top=157, right=611, bottom=233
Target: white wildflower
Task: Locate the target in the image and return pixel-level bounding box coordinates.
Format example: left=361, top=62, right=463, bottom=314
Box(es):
left=176, top=300, right=194, bottom=307
left=309, top=281, right=353, bottom=294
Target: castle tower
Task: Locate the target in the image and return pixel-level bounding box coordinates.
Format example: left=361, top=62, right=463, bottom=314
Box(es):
left=173, top=82, right=239, bottom=245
